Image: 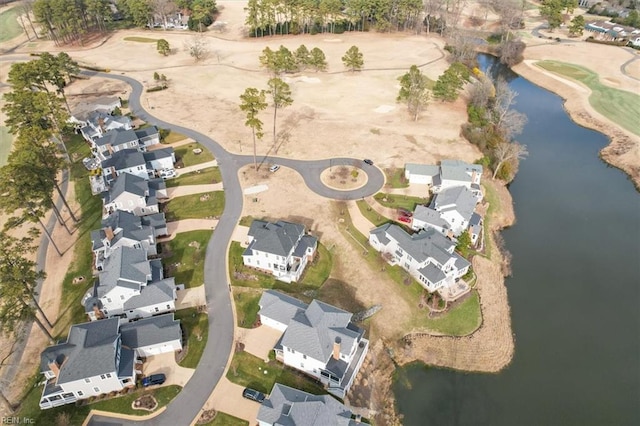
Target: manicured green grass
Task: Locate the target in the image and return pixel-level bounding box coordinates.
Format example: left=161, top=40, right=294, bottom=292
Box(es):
left=162, top=130, right=188, bottom=144
left=537, top=60, right=640, bottom=136
left=229, top=242, right=332, bottom=295
left=422, top=291, right=482, bottom=336
left=162, top=230, right=213, bottom=288
left=226, top=351, right=326, bottom=395
left=0, top=126, right=12, bottom=166
left=17, top=373, right=181, bottom=426
left=238, top=216, right=255, bottom=226
left=175, top=307, right=209, bottom=368
left=234, top=289, right=262, bottom=328
left=175, top=143, right=215, bottom=167
left=200, top=412, right=249, bottom=426
left=384, top=168, right=409, bottom=188
left=356, top=199, right=390, bottom=227
left=336, top=204, right=481, bottom=337
left=166, top=167, right=221, bottom=187
left=374, top=192, right=429, bottom=211
left=123, top=36, right=159, bottom=43
left=163, top=191, right=225, bottom=221
left=0, top=8, right=22, bottom=43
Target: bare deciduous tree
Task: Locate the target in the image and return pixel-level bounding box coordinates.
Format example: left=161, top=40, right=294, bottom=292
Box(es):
left=469, top=76, right=494, bottom=109
left=492, top=78, right=527, bottom=139
left=492, top=141, right=528, bottom=179
left=185, top=35, right=209, bottom=62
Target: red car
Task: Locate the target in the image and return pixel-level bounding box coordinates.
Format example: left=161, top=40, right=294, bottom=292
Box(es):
left=398, top=208, right=412, bottom=217
left=398, top=215, right=412, bottom=224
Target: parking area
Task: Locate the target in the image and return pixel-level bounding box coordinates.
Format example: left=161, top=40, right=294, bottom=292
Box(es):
left=241, top=325, right=283, bottom=361
left=203, top=377, right=261, bottom=422
left=141, top=352, right=194, bottom=387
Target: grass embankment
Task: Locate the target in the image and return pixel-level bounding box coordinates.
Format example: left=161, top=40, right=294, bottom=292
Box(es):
left=175, top=307, right=209, bottom=368
left=175, top=143, right=215, bottom=167
left=537, top=60, right=640, bottom=136
left=374, top=192, right=429, bottom=211
left=166, top=167, right=221, bottom=188
left=123, top=36, right=159, bottom=43
left=356, top=199, right=390, bottom=227
left=200, top=412, right=249, bottom=426
left=226, top=351, right=326, bottom=396
left=337, top=204, right=481, bottom=336
left=163, top=192, right=225, bottom=221
left=384, top=168, right=409, bottom=188
left=162, top=230, right=213, bottom=288
left=230, top=241, right=333, bottom=328
left=161, top=130, right=187, bottom=144
left=0, top=126, right=12, bottom=166
left=17, top=376, right=181, bottom=426
left=0, top=7, right=22, bottom=42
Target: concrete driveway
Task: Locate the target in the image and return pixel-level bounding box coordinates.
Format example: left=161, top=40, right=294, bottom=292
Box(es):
left=202, top=377, right=260, bottom=423
left=176, top=287, right=206, bottom=310
left=241, top=326, right=283, bottom=361
left=142, top=352, right=194, bottom=387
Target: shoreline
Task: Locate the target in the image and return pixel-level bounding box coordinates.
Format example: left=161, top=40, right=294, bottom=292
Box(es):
left=512, top=60, right=640, bottom=191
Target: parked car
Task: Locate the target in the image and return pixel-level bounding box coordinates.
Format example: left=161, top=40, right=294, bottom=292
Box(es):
left=159, top=169, right=176, bottom=179
left=398, top=215, right=412, bottom=224
left=141, top=374, right=166, bottom=387
left=398, top=208, right=412, bottom=217
left=363, top=159, right=374, bottom=166
left=242, top=388, right=266, bottom=403
left=269, top=164, right=280, bottom=173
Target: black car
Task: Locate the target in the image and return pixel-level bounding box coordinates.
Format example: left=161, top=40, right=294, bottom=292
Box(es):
left=242, top=387, right=266, bottom=403
left=363, top=159, right=374, bottom=166
left=141, top=374, right=166, bottom=387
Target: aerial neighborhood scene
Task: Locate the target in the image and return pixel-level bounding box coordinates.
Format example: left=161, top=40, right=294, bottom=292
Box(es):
left=0, top=0, right=638, bottom=424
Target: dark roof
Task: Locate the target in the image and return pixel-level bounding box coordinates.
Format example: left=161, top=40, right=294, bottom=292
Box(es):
left=372, top=224, right=454, bottom=265
left=134, top=126, right=159, bottom=140
left=105, top=173, right=149, bottom=202
left=257, top=383, right=360, bottom=426
left=247, top=220, right=305, bottom=257
left=101, top=148, right=145, bottom=171
left=40, top=318, right=121, bottom=384
left=94, top=128, right=139, bottom=147
left=94, top=247, right=150, bottom=298
left=259, top=290, right=308, bottom=326
left=143, top=147, right=174, bottom=162
left=122, top=278, right=176, bottom=310
left=120, top=313, right=181, bottom=349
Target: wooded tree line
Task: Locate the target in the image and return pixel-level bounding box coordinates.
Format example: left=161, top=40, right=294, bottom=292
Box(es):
left=0, top=53, right=81, bottom=347
left=32, top=0, right=112, bottom=45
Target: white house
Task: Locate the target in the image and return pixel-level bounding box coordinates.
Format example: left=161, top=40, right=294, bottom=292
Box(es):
left=411, top=205, right=452, bottom=236
left=258, top=290, right=369, bottom=399
left=369, top=224, right=470, bottom=295
left=102, top=174, right=167, bottom=218
left=91, top=210, right=167, bottom=270
left=81, top=111, right=133, bottom=142
left=82, top=246, right=177, bottom=321
left=93, top=129, right=141, bottom=161
left=404, top=163, right=440, bottom=185
left=119, top=314, right=182, bottom=357
left=39, top=314, right=182, bottom=409
left=243, top=220, right=317, bottom=283
left=428, top=186, right=480, bottom=236
left=435, top=159, right=483, bottom=195
left=39, top=318, right=136, bottom=409
left=469, top=212, right=483, bottom=247
left=101, top=148, right=149, bottom=183
left=143, top=148, right=176, bottom=177
left=257, top=383, right=366, bottom=426
left=135, top=126, right=161, bottom=148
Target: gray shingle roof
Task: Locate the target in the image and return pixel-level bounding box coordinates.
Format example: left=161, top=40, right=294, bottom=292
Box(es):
left=418, top=263, right=447, bottom=284
left=119, top=313, right=181, bottom=349
left=94, top=128, right=138, bottom=147
left=101, top=148, right=145, bottom=171
left=92, top=210, right=161, bottom=252
left=405, top=163, right=440, bottom=177
left=257, top=383, right=358, bottom=426
left=247, top=220, right=305, bottom=257
left=122, top=278, right=176, bottom=310
left=95, top=247, right=150, bottom=298
left=431, top=186, right=478, bottom=223
left=143, top=147, right=174, bottom=162
left=413, top=205, right=449, bottom=229
left=440, top=159, right=482, bottom=183
left=105, top=173, right=148, bottom=202
left=375, top=224, right=454, bottom=266
left=292, top=235, right=317, bottom=258
left=40, top=318, right=121, bottom=384
left=259, top=290, right=308, bottom=327
left=134, top=126, right=159, bottom=140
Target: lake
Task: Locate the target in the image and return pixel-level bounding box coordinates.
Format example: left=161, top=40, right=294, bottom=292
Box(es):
left=394, top=54, right=640, bottom=426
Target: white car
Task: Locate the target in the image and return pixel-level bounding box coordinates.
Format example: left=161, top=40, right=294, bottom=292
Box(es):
left=159, top=169, right=176, bottom=179
left=269, top=164, right=280, bottom=173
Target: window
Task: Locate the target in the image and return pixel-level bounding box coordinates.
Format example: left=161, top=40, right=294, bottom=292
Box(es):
left=303, top=354, right=307, bottom=359
left=107, top=298, right=112, bottom=303
left=300, top=363, right=304, bottom=369
left=120, top=295, right=125, bottom=300
left=77, top=391, right=84, bottom=396
left=84, top=378, right=91, bottom=384
left=93, top=387, right=100, bottom=393
left=106, top=373, right=112, bottom=378
left=100, top=374, right=106, bottom=380
left=154, top=307, right=160, bottom=312
left=166, top=305, right=171, bottom=309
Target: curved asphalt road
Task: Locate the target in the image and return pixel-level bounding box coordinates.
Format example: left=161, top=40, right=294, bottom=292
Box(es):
left=85, top=71, right=383, bottom=426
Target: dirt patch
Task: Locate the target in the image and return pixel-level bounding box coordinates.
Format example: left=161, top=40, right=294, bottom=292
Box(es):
left=132, top=394, right=158, bottom=411
left=197, top=409, right=217, bottom=424
left=320, top=166, right=368, bottom=191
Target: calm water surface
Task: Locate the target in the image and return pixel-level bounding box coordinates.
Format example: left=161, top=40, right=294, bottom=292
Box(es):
left=394, top=55, right=640, bottom=426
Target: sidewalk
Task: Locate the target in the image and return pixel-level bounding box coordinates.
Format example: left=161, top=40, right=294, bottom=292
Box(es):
left=176, top=160, right=218, bottom=176
left=347, top=201, right=376, bottom=236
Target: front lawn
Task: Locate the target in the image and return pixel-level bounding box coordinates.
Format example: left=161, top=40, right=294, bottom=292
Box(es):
left=166, top=167, right=222, bottom=188
left=356, top=199, right=390, bottom=227
left=162, top=129, right=187, bottom=144
left=200, top=412, right=249, bottom=426
left=229, top=241, right=332, bottom=297
left=226, top=351, right=326, bottom=396
left=374, top=192, right=429, bottom=211
left=163, top=192, right=225, bottom=221
left=175, top=143, right=215, bottom=167
left=234, top=289, right=262, bottom=328
left=384, top=168, right=409, bottom=188
left=162, top=230, right=213, bottom=288
left=175, top=307, right=209, bottom=368
left=0, top=8, right=22, bottom=43
left=422, top=291, right=482, bottom=336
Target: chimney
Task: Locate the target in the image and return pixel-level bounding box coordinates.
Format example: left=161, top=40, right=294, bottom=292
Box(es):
left=333, top=336, right=341, bottom=360
left=93, top=304, right=104, bottom=319
left=105, top=226, right=114, bottom=242
left=48, top=358, right=62, bottom=377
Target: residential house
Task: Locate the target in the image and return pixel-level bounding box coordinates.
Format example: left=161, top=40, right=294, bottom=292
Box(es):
left=257, top=383, right=367, bottom=426
left=369, top=224, right=470, bottom=294
left=80, top=111, right=133, bottom=143
left=39, top=314, right=182, bottom=409
left=469, top=212, right=483, bottom=247
left=39, top=318, right=136, bottom=409
left=119, top=314, right=182, bottom=357
left=434, top=159, right=483, bottom=195
left=411, top=205, right=451, bottom=236
left=93, top=129, right=141, bottom=161
left=82, top=246, right=177, bottom=321
left=101, top=148, right=148, bottom=183
left=404, top=163, right=440, bottom=185
left=243, top=220, right=317, bottom=283
left=258, top=290, right=369, bottom=399
left=143, top=148, right=176, bottom=177
left=135, top=127, right=161, bottom=148
left=428, top=186, right=480, bottom=236
left=91, top=210, right=167, bottom=270
left=69, top=97, right=122, bottom=131
left=102, top=173, right=167, bottom=218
